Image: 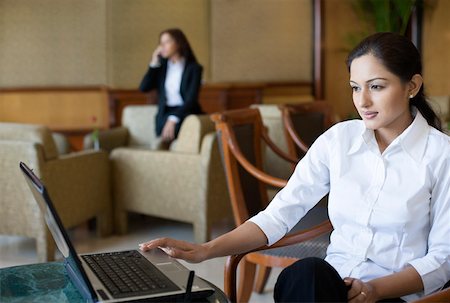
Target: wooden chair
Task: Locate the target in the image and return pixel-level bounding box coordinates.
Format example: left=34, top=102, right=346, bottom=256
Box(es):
left=412, top=287, right=450, bottom=302
left=280, top=101, right=335, bottom=160
left=211, top=108, right=333, bottom=303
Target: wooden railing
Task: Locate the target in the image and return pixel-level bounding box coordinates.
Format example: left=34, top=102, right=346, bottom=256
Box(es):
left=0, top=82, right=312, bottom=150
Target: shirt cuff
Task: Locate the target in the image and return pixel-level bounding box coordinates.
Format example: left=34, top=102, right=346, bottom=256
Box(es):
left=167, top=115, right=180, bottom=123
left=149, top=62, right=161, bottom=68
left=408, top=256, right=450, bottom=295
left=248, top=211, right=286, bottom=246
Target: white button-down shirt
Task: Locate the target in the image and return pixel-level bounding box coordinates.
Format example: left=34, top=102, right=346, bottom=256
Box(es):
left=249, top=111, right=449, bottom=301
left=164, top=59, right=185, bottom=123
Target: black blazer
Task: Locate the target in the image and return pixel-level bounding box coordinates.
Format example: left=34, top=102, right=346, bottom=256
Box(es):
left=139, top=59, right=203, bottom=121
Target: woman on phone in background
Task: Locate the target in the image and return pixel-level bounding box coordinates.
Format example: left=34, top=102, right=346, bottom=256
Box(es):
left=139, top=32, right=449, bottom=302
left=139, top=28, right=203, bottom=147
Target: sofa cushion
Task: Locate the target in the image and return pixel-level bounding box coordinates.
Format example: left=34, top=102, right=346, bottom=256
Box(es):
left=0, top=122, right=58, bottom=160
left=122, top=105, right=158, bottom=148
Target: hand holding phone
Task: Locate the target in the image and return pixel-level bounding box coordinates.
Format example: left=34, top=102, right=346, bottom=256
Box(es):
left=150, top=45, right=163, bottom=66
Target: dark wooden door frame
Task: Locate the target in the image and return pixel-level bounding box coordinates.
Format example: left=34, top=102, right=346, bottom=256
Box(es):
left=313, top=0, right=324, bottom=100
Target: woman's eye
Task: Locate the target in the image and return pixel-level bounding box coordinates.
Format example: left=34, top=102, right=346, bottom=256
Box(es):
left=370, top=84, right=383, bottom=90
left=351, top=86, right=360, bottom=92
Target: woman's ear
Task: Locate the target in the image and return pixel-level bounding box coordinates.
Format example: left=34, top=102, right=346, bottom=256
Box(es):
left=408, top=74, right=423, bottom=97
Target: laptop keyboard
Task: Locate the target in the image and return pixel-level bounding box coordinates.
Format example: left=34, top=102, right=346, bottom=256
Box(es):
left=82, top=250, right=180, bottom=299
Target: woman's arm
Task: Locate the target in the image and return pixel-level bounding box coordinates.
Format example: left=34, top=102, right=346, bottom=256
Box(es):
left=139, top=221, right=267, bottom=263
left=139, top=66, right=161, bottom=92
left=368, top=266, right=423, bottom=300
left=346, top=266, right=423, bottom=302
left=139, top=46, right=163, bottom=92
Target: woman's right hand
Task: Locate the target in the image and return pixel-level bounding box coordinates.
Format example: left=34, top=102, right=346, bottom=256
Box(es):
left=139, top=238, right=209, bottom=264
left=150, top=46, right=163, bottom=66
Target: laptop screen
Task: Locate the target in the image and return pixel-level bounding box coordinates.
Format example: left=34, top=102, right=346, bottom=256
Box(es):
left=20, top=162, right=97, bottom=302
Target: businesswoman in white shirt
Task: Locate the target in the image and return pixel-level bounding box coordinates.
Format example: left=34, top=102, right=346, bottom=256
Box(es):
left=140, top=33, right=450, bottom=302
left=139, top=28, right=203, bottom=145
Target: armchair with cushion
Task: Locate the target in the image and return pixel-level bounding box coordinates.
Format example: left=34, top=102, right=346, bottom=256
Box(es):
left=0, top=122, right=112, bottom=262
left=109, top=105, right=231, bottom=243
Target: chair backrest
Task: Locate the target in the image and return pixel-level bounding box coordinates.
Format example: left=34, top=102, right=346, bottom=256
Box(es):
left=251, top=104, right=292, bottom=179
left=280, top=101, right=335, bottom=159
left=212, top=109, right=284, bottom=226
left=0, top=122, right=58, bottom=160
left=121, top=105, right=158, bottom=148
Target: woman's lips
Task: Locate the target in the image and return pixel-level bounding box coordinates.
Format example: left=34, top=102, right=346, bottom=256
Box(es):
left=362, top=111, right=378, bottom=119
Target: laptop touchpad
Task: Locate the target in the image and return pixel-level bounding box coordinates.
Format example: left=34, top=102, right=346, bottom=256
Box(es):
left=157, top=262, right=184, bottom=272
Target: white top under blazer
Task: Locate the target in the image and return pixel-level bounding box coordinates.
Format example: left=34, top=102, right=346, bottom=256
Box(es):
left=249, top=110, right=450, bottom=301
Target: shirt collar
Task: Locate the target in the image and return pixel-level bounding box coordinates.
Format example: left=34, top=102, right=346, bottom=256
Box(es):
left=399, top=110, right=430, bottom=162
left=347, top=109, right=430, bottom=162
left=167, top=58, right=185, bottom=68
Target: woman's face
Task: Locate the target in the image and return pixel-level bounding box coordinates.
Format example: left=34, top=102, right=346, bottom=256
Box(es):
left=350, top=54, right=414, bottom=133
left=159, top=33, right=179, bottom=59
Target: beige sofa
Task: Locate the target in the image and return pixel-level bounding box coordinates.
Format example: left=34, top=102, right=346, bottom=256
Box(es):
left=0, top=123, right=112, bottom=262
left=97, top=105, right=231, bottom=243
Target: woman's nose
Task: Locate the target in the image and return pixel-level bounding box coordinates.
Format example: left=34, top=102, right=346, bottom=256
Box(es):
left=357, top=89, right=372, bottom=108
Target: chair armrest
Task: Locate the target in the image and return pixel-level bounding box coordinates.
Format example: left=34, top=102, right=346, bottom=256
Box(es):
left=412, top=288, right=450, bottom=303
left=226, top=133, right=287, bottom=188
left=83, top=127, right=128, bottom=152
left=43, top=150, right=111, bottom=227
left=224, top=220, right=333, bottom=303
left=262, top=128, right=298, bottom=164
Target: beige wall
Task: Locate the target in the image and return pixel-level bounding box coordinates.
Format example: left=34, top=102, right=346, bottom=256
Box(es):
left=211, top=0, right=312, bottom=82
left=0, top=0, right=108, bottom=87
left=107, top=0, right=211, bottom=88
left=2, top=0, right=447, bottom=119
left=423, top=0, right=450, bottom=96
left=0, top=0, right=313, bottom=89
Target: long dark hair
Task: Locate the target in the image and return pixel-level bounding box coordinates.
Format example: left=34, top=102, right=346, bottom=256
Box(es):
left=347, top=32, right=442, bottom=131
left=160, top=28, right=198, bottom=63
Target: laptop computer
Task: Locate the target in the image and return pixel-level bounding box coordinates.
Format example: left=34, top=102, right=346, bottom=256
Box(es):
left=19, top=162, right=214, bottom=302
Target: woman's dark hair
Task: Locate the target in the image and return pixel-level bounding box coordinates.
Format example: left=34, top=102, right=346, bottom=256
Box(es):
left=160, top=28, right=198, bottom=63
left=347, top=32, right=442, bottom=131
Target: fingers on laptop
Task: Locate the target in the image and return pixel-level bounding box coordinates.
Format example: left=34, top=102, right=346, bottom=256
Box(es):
left=139, top=238, right=192, bottom=252
left=139, top=238, right=205, bottom=263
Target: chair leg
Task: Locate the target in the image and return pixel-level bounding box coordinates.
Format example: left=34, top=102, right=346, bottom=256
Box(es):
left=36, top=230, right=55, bottom=262
left=114, top=209, right=128, bottom=234
left=237, top=259, right=256, bottom=303
left=193, top=221, right=209, bottom=243
left=253, top=265, right=272, bottom=293
left=96, top=209, right=113, bottom=237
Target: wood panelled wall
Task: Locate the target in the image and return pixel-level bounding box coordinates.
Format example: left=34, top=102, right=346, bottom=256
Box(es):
left=422, top=0, right=450, bottom=96
left=0, top=82, right=312, bottom=150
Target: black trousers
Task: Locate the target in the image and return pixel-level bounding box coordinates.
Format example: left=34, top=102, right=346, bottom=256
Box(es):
left=274, top=257, right=405, bottom=303
left=155, top=106, right=183, bottom=138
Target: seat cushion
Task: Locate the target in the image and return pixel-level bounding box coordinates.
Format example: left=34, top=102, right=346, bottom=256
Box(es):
left=260, top=205, right=330, bottom=259
left=260, top=232, right=330, bottom=259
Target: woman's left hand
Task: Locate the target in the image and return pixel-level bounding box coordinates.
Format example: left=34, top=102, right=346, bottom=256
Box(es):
left=345, top=277, right=378, bottom=303
left=161, top=120, right=177, bottom=142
